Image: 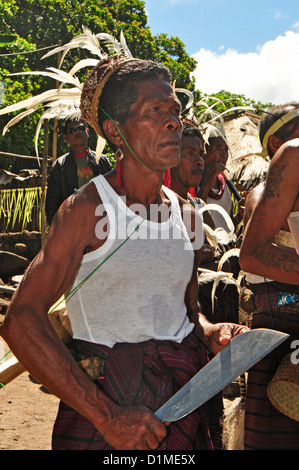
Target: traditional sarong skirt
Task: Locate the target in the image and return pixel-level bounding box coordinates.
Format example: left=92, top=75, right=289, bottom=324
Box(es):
left=52, top=332, right=216, bottom=450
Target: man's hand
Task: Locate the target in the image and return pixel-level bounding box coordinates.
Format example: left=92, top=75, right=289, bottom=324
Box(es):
left=100, top=403, right=167, bottom=450
left=206, top=322, right=249, bottom=356
left=197, top=161, right=225, bottom=201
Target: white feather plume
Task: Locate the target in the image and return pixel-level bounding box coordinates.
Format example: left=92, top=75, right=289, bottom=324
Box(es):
left=175, top=87, right=194, bottom=113
left=217, top=248, right=240, bottom=272
left=68, top=58, right=99, bottom=77
left=1, top=88, right=81, bottom=134
left=9, top=67, right=82, bottom=89
left=42, top=26, right=107, bottom=66
left=96, top=31, right=132, bottom=58
left=33, top=102, right=81, bottom=158
left=2, top=108, right=37, bottom=135
left=198, top=203, right=236, bottom=245
left=202, top=223, right=220, bottom=252
left=0, top=27, right=132, bottom=159
left=198, top=268, right=237, bottom=314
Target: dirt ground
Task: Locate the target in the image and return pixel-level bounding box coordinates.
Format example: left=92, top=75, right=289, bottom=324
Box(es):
left=1, top=372, right=60, bottom=450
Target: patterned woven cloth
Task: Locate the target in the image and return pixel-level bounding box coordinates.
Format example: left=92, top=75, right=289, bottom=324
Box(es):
left=244, top=282, right=299, bottom=450
left=52, top=332, right=216, bottom=450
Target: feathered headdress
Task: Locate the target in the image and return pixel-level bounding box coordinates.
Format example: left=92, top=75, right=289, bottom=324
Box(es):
left=0, top=26, right=194, bottom=159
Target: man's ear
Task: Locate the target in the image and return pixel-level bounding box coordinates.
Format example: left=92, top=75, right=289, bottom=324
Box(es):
left=102, top=119, right=123, bottom=147
left=268, top=134, right=283, bottom=155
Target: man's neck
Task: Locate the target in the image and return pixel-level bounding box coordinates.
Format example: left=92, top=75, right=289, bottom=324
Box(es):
left=109, top=162, right=165, bottom=209
left=169, top=168, right=188, bottom=199
left=71, top=145, right=89, bottom=156
left=74, top=149, right=89, bottom=158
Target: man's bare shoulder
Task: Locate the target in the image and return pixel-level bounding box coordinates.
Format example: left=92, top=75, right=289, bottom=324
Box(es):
left=72, top=180, right=101, bottom=205
left=271, top=137, right=299, bottom=166
left=263, top=139, right=299, bottom=202
left=56, top=181, right=101, bottom=222
left=47, top=180, right=106, bottom=253
left=283, top=137, right=299, bottom=151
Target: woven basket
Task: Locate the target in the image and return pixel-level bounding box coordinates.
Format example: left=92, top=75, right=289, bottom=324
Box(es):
left=267, top=352, right=299, bottom=422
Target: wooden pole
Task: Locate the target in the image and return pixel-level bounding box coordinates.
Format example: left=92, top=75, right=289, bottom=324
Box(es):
left=41, top=119, right=49, bottom=246
left=52, top=119, right=59, bottom=163
left=0, top=299, right=71, bottom=387
left=0, top=300, right=102, bottom=386
left=52, top=40, right=62, bottom=163
left=0, top=151, right=50, bottom=161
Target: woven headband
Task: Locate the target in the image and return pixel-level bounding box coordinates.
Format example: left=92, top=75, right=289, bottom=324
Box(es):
left=261, top=108, right=299, bottom=157
left=80, top=55, right=141, bottom=137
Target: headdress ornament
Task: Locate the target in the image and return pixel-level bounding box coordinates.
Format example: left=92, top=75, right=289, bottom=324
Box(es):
left=200, top=122, right=230, bottom=152
left=80, top=55, right=138, bottom=138
left=261, top=108, right=299, bottom=157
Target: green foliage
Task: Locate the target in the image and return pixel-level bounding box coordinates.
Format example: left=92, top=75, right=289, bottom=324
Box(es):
left=0, top=0, right=194, bottom=87
left=0, top=0, right=273, bottom=174
left=0, top=0, right=198, bottom=173
left=0, top=35, right=47, bottom=172
left=193, top=89, right=274, bottom=121
left=0, top=35, right=17, bottom=46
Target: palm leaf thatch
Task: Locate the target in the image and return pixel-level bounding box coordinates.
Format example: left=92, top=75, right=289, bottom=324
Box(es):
left=227, top=154, right=270, bottom=191
left=185, top=95, right=258, bottom=169
left=224, top=112, right=269, bottom=191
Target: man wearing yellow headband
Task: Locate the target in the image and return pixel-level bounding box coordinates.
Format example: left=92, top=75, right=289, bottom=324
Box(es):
left=240, top=102, right=299, bottom=450
left=1, top=56, right=248, bottom=451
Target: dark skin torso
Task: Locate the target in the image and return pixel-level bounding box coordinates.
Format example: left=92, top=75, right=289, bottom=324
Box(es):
left=240, top=138, right=299, bottom=284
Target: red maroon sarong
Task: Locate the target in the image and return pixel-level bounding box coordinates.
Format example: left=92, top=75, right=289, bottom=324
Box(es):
left=245, top=282, right=299, bottom=450
left=52, top=332, right=215, bottom=450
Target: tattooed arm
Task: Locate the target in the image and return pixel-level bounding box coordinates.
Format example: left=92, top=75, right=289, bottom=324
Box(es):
left=240, top=138, right=299, bottom=284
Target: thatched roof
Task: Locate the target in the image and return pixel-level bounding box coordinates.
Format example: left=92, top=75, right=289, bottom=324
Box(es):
left=223, top=111, right=270, bottom=191
left=0, top=169, right=41, bottom=189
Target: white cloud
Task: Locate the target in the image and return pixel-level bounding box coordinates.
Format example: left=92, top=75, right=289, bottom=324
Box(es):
left=192, top=30, right=299, bottom=105
left=271, top=9, right=287, bottom=20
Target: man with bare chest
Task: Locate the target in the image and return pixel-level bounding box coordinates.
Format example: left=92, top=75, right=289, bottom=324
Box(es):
left=240, top=102, right=299, bottom=450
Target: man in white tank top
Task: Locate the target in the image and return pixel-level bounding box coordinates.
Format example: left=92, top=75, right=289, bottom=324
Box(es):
left=1, top=48, right=248, bottom=451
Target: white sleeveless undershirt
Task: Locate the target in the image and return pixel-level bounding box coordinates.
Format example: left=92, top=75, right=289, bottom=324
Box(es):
left=66, top=175, right=197, bottom=347
left=206, top=183, right=232, bottom=232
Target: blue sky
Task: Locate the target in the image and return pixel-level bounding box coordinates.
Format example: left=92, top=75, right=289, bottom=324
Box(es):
left=144, top=0, right=299, bottom=104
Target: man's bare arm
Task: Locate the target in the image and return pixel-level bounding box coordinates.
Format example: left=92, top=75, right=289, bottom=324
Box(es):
left=240, top=140, right=299, bottom=284
left=0, top=187, right=166, bottom=449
